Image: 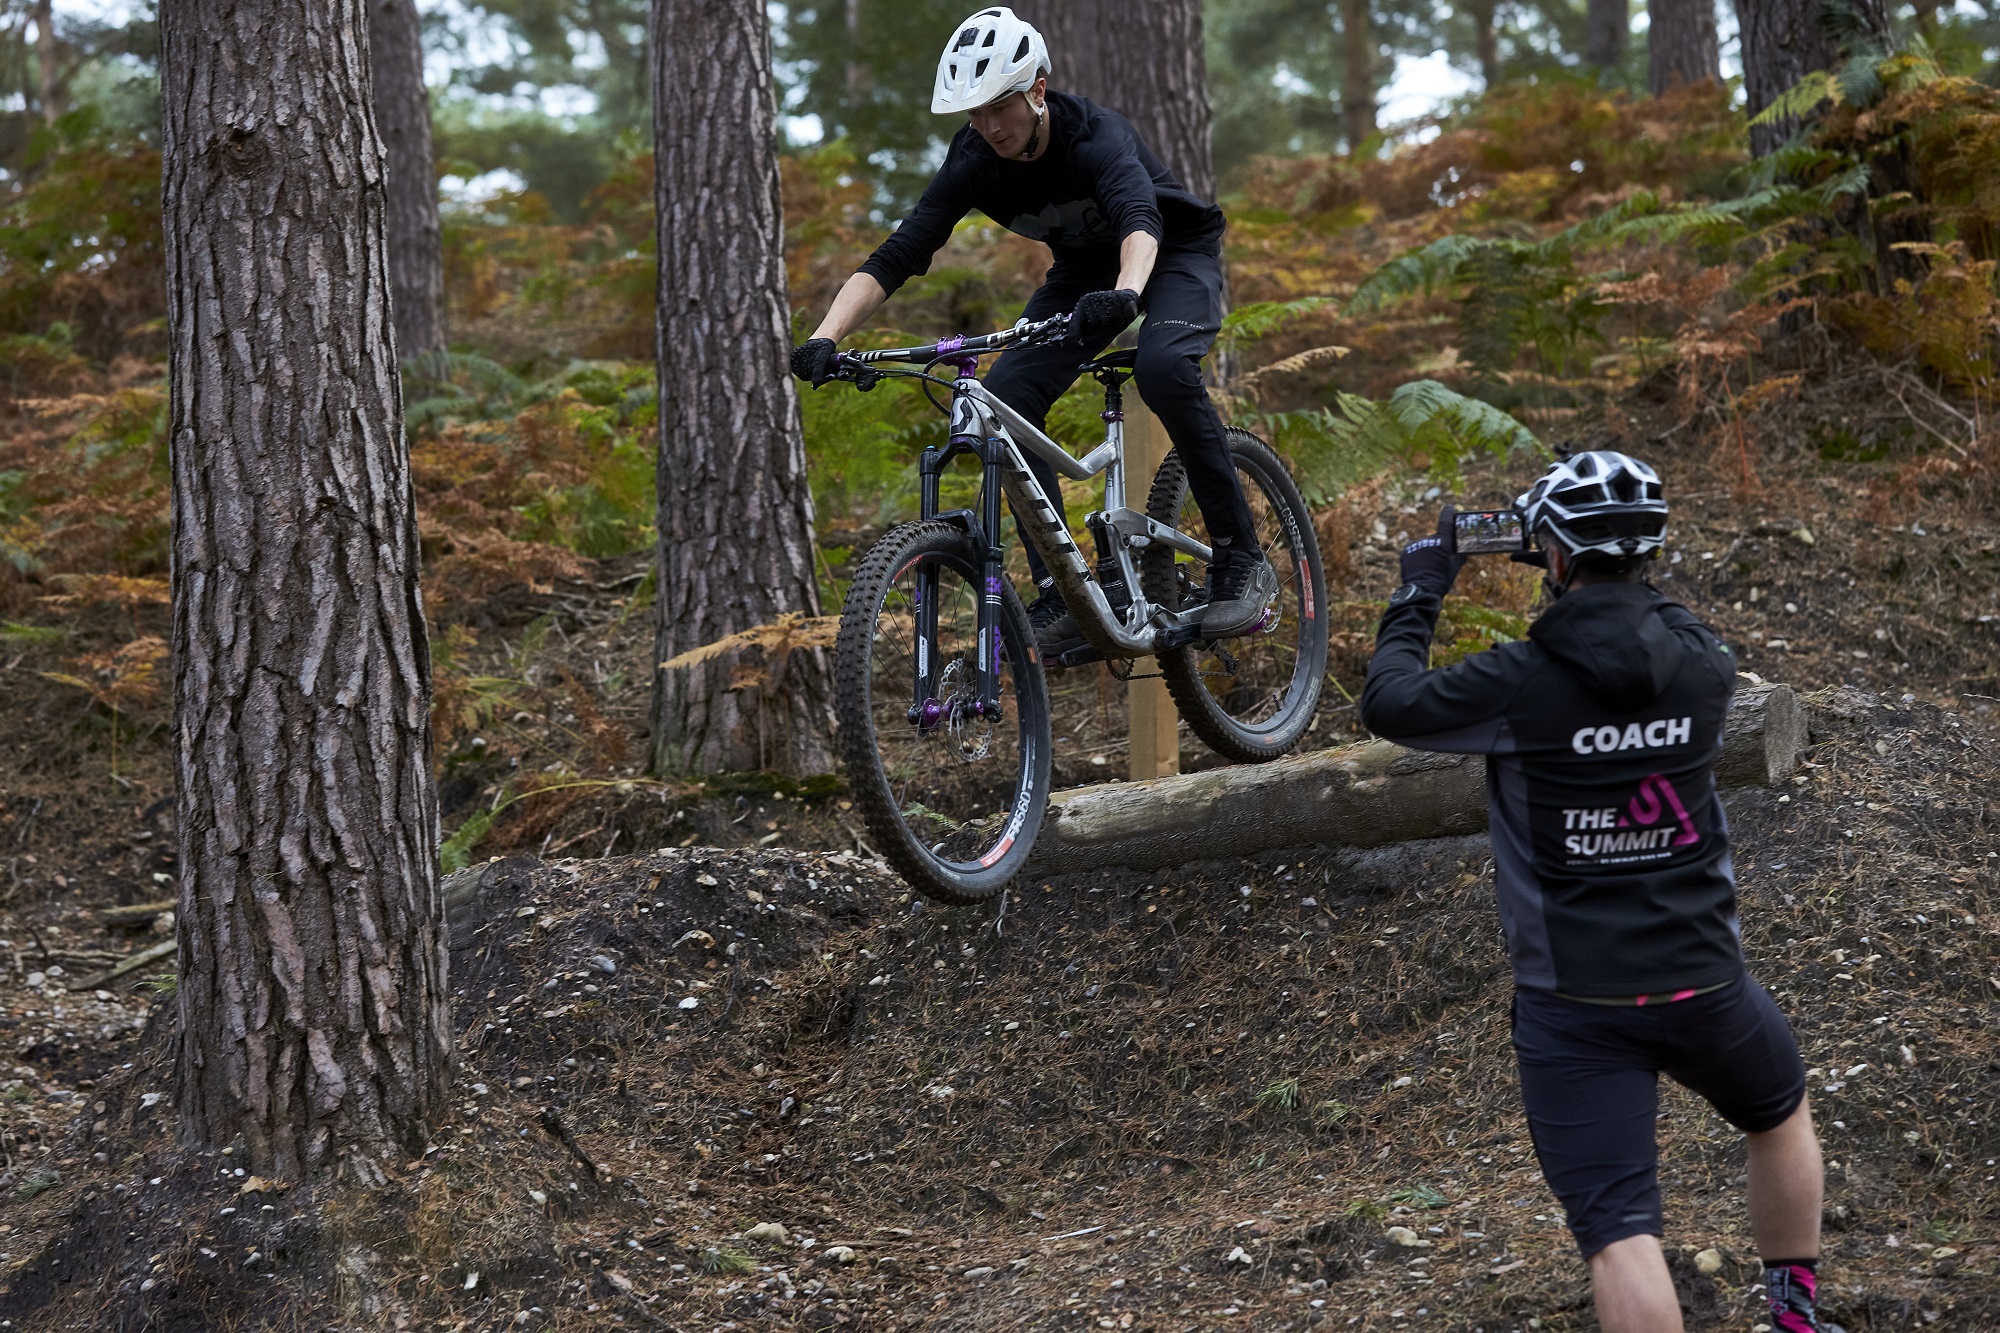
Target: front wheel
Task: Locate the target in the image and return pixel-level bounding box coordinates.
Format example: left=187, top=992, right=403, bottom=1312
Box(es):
left=834, top=520, right=1052, bottom=905
left=1141, top=427, right=1329, bottom=764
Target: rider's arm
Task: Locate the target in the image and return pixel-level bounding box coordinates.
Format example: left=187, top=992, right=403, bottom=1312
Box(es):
left=1115, top=231, right=1159, bottom=296
left=849, top=146, right=974, bottom=307
left=811, top=272, right=890, bottom=343
left=1359, top=587, right=1533, bottom=753
left=1072, top=112, right=1166, bottom=251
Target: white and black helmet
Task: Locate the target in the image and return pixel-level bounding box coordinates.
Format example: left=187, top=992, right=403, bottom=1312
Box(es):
left=1515, top=450, right=1669, bottom=560
left=931, top=7, right=1050, bottom=115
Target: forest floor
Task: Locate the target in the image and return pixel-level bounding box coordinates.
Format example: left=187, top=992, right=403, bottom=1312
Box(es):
left=0, top=353, right=1995, bottom=1330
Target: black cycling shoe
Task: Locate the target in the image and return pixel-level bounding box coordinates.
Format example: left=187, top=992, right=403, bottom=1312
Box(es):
left=1201, top=550, right=1278, bottom=638
left=1028, top=590, right=1085, bottom=658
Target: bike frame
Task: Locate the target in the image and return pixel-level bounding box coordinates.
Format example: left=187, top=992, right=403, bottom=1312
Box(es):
left=841, top=320, right=1214, bottom=725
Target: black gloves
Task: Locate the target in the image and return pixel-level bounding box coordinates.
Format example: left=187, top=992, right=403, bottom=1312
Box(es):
left=1397, top=507, right=1469, bottom=596
left=1069, top=288, right=1140, bottom=343
left=790, top=338, right=839, bottom=387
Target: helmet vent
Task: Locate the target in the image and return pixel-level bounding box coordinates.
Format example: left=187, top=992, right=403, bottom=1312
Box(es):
left=1014, top=35, right=1032, bottom=61
left=982, top=27, right=997, bottom=46
left=974, top=58, right=990, bottom=78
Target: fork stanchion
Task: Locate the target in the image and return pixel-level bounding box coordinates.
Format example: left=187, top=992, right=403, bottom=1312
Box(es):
left=1124, top=396, right=1181, bottom=780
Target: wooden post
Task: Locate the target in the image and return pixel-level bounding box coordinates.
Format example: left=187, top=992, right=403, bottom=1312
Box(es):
left=1125, top=398, right=1181, bottom=779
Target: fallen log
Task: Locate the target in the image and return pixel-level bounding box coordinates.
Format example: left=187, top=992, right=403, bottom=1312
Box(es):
left=1025, top=680, right=1806, bottom=878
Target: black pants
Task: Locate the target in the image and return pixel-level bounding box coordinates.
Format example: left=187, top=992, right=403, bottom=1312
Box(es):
left=984, top=243, right=1259, bottom=588
left=1511, top=974, right=1807, bottom=1259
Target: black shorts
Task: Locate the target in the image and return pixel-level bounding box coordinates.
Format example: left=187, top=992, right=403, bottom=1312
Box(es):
left=1511, top=973, right=1807, bottom=1259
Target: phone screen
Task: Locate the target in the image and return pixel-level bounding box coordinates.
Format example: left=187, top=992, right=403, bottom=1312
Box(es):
left=1452, top=509, right=1527, bottom=555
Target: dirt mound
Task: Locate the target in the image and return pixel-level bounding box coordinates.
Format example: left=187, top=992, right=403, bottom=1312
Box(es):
left=0, top=690, right=1994, bottom=1331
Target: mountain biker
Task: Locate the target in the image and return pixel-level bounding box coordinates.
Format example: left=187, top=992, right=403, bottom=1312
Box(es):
left=789, top=5, right=1276, bottom=655
left=1359, top=453, right=1835, bottom=1333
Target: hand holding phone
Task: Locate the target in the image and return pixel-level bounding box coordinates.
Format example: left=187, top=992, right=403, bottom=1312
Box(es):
left=1448, top=508, right=1529, bottom=556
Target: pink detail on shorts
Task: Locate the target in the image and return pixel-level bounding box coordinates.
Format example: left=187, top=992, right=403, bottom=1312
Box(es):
left=1634, top=994, right=1648, bottom=1006
left=1671, top=988, right=1697, bottom=1001
left=1772, top=1313, right=1815, bottom=1333
left=1625, top=773, right=1702, bottom=846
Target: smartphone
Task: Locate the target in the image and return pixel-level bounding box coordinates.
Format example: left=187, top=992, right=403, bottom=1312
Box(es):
left=1450, top=508, right=1528, bottom=556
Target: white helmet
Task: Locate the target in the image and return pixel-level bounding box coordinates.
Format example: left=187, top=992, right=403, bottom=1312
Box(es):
left=1515, top=450, right=1669, bottom=560
left=931, top=7, right=1050, bottom=115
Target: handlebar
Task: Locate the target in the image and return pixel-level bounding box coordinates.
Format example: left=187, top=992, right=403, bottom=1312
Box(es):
left=838, top=312, right=1073, bottom=373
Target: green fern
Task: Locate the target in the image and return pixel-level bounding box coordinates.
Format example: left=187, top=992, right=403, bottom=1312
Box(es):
left=1218, top=297, right=1339, bottom=347
left=1345, top=234, right=1504, bottom=317
left=1749, top=73, right=1836, bottom=128
left=1246, top=380, right=1541, bottom=505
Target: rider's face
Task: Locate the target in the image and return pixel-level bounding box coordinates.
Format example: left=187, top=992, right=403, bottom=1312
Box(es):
left=967, top=78, right=1047, bottom=158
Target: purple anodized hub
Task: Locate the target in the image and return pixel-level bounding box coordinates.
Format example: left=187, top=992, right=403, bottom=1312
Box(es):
left=916, top=698, right=945, bottom=732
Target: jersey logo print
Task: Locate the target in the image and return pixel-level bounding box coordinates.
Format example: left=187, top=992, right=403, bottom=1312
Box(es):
left=1006, top=198, right=1113, bottom=246
left=1571, top=716, right=1692, bottom=754
left=1561, top=774, right=1700, bottom=861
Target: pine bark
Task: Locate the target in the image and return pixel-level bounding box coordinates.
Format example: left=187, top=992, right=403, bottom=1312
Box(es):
left=369, top=0, right=447, bottom=359
left=160, top=0, right=450, bottom=1179
left=1340, top=0, right=1376, bottom=155
left=1648, top=0, right=1721, bottom=94
left=648, top=0, right=833, bottom=777
left=1011, top=0, right=1216, bottom=201
left=1735, top=0, right=1888, bottom=155
left=1586, top=0, right=1630, bottom=70
left=1468, top=0, right=1501, bottom=90
left=33, top=0, right=58, bottom=125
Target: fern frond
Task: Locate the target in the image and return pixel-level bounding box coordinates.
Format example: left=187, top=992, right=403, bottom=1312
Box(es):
left=1749, top=73, right=1835, bottom=127
left=1383, top=380, right=1543, bottom=458
left=1832, top=52, right=1885, bottom=109
left=659, top=613, right=842, bottom=671
left=1218, top=297, right=1339, bottom=347
left=1235, top=345, right=1351, bottom=401
left=1345, top=234, right=1506, bottom=315
left=1813, top=160, right=1873, bottom=205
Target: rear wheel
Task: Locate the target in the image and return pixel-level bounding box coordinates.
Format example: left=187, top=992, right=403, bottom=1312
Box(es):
left=1141, top=427, right=1328, bottom=763
left=834, top=521, right=1051, bottom=905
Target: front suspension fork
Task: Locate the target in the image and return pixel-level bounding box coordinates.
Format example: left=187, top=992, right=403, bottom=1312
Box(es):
left=908, top=439, right=1008, bottom=728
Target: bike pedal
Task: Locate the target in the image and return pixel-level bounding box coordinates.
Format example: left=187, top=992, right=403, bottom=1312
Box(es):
left=1048, top=642, right=1106, bottom=670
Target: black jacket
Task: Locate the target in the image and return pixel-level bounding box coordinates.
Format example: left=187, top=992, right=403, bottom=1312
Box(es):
left=1360, top=582, right=1743, bottom=996
left=857, top=90, right=1226, bottom=297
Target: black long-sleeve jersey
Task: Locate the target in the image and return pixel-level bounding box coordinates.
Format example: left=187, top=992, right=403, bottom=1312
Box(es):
left=1360, top=581, right=1745, bottom=997
left=856, top=90, right=1226, bottom=297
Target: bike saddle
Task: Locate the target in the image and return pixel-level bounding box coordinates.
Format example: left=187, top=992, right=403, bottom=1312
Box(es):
left=1081, top=347, right=1137, bottom=379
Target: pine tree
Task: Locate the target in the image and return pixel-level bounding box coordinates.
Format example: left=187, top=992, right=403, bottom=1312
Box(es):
left=1012, top=0, right=1217, bottom=197
left=1585, top=0, right=1630, bottom=71
left=160, top=0, right=450, bottom=1179
left=370, top=0, right=446, bottom=359
left=1648, top=0, right=1720, bottom=94
left=648, top=0, right=833, bottom=776
left=1735, top=0, right=1889, bottom=155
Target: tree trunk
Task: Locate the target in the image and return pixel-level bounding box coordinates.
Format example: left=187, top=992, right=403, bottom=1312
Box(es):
left=33, top=0, right=58, bottom=126
left=843, top=0, right=870, bottom=117
left=1586, top=0, right=1630, bottom=70
left=1648, top=0, right=1720, bottom=94
left=1469, top=0, right=1501, bottom=89
left=160, top=0, right=450, bottom=1179
left=369, top=0, right=447, bottom=360
left=1012, top=0, right=1216, bottom=201
left=1735, top=0, right=1888, bottom=155
left=648, top=0, right=833, bottom=777
left=1339, top=0, right=1376, bottom=155
left=1025, top=683, right=1807, bottom=877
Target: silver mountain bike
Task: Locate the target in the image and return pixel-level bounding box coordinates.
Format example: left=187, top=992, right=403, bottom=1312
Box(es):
left=826, top=312, right=1328, bottom=904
